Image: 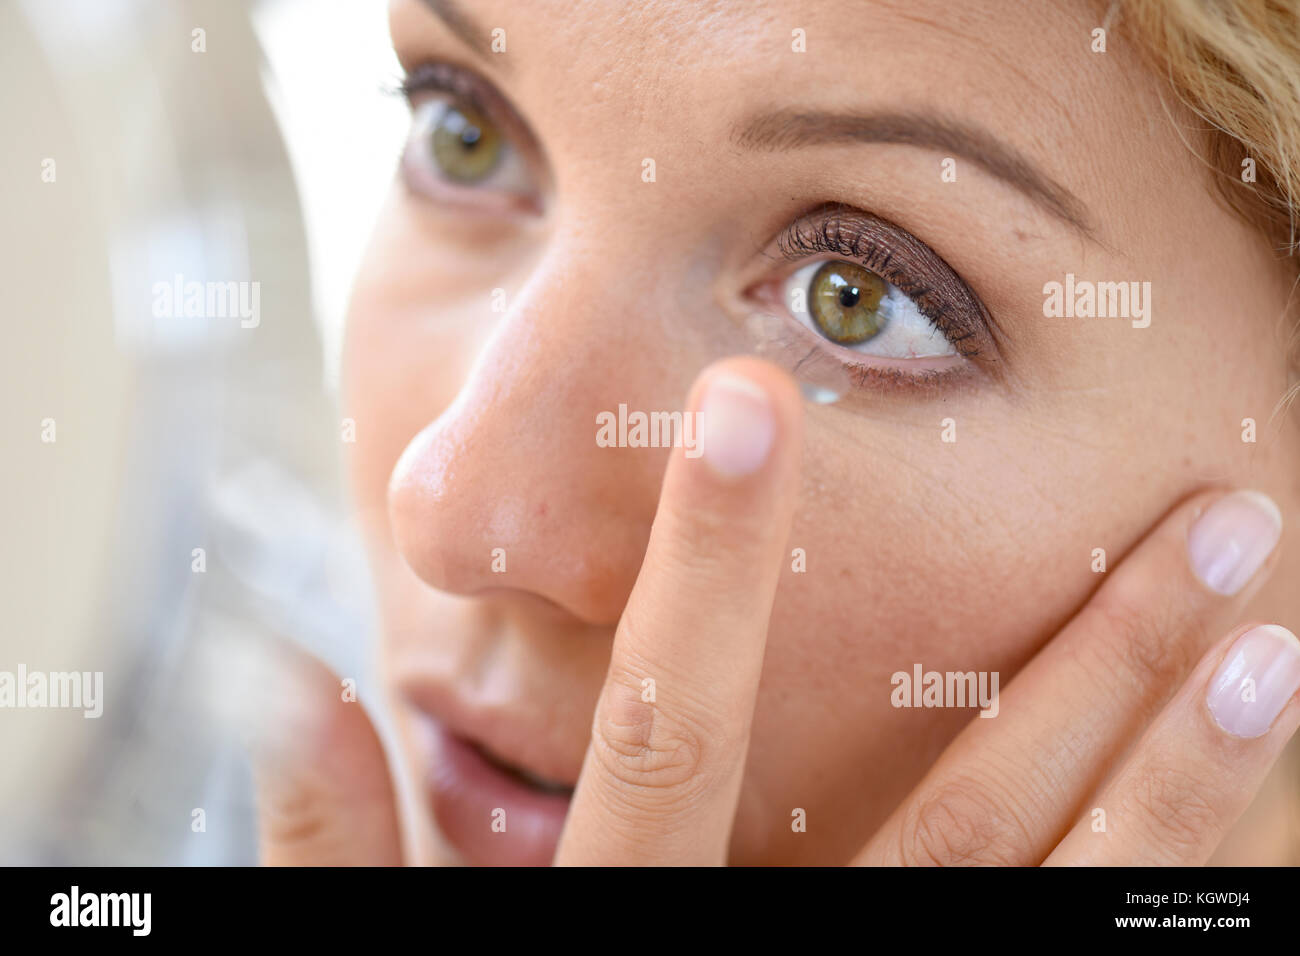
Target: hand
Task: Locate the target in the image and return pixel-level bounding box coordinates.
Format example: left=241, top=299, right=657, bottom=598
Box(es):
left=253, top=358, right=1298, bottom=865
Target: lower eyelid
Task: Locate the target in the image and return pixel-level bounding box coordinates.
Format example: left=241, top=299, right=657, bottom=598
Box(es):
left=844, top=359, right=981, bottom=398
left=739, top=287, right=977, bottom=401
left=399, top=102, right=539, bottom=214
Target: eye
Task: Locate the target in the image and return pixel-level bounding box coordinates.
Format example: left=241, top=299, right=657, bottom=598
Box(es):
left=427, top=99, right=504, bottom=182
left=739, top=207, right=996, bottom=397
left=782, top=259, right=957, bottom=359
left=397, top=64, right=538, bottom=211
left=402, top=98, right=534, bottom=203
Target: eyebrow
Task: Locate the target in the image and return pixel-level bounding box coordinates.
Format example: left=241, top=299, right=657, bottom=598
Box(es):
left=732, top=109, right=1095, bottom=238
left=418, top=0, right=503, bottom=66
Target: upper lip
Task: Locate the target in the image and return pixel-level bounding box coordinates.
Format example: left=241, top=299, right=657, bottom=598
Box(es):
left=398, top=679, right=584, bottom=788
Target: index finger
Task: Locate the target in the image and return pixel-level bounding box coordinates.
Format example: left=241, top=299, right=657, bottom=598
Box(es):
left=554, top=358, right=804, bottom=865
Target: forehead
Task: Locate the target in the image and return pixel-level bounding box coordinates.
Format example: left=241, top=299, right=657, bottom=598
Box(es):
left=392, top=0, right=1128, bottom=158
left=391, top=0, right=1184, bottom=259
left=396, top=0, right=1100, bottom=97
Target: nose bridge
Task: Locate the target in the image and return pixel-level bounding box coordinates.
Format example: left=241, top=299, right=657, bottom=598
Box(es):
left=387, top=237, right=681, bottom=624
left=453, top=231, right=682, bottom=460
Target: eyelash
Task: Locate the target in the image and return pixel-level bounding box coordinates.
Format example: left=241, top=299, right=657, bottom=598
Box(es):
left=773, top=206, right=985, bottom=359
left=755, top=206, right=996, bottom=394
left=395, top=62, right=489, bottom=111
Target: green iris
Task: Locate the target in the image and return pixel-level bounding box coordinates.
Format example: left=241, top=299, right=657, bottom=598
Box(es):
left=431, top=102, right=503, bottom=183
left=809, top=260, right=888, bottom=344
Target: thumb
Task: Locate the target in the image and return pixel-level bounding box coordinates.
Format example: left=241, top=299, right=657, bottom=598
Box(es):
left=242, top=638, right=403, bottom=866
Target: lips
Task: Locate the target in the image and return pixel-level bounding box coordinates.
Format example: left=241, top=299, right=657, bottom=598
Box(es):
left=406, top=698, right=579, bottom=866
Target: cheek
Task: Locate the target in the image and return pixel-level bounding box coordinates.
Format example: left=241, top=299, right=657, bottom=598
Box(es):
left=760, top=411, right=1101, bottom=678
left=734, top=401, right=1222, bottom=860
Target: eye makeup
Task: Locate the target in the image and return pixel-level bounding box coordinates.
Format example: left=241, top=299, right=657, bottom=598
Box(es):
left=397, top=61, right=497, bottom=119
left=740, top=204, right=1000, bottom=401
left=772, top=205, right=994, bottom=358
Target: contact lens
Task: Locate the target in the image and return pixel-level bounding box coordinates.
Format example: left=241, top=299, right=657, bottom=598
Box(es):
left=742, top=309, right=851, bottom=404
left=672, top=253, right=851, bottom=405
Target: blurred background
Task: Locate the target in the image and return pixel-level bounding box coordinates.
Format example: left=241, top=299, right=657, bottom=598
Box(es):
left=0, top=0, right=405, bottom=863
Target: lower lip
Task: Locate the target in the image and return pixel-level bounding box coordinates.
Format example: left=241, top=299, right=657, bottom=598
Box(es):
left=417, top=719, right=572, bottom=866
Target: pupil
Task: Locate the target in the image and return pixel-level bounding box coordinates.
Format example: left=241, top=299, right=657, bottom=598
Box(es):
left=461, top=126, right=482, bottom=149
left=839, top=285, right=861, bottom=308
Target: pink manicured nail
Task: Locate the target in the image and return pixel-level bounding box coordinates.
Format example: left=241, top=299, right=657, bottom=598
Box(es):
left=1206, top=625, right=1300, bottom=738
left=698, top=373, right=775, bottom=479
left=1186, top=491, right=1282, bottom=595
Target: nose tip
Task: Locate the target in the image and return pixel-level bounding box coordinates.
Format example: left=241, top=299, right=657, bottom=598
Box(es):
left=386, top=402, right=651, bottom=624
left=388, top=422, right=459, bottom=591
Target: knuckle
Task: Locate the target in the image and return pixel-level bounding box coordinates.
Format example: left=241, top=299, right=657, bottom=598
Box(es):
left=1126, top=762, right=1222, bottom=856
left=663, top=495, right=734, bottom=556
left=655, top=517, right=747, bottom=599
left=898, top=773, right=1029, bottom=866
left=590, top=674, right=715, bottom=806
left=258, top=780, right=342, bottom=858
left=654, top=495, right=770, bottom=596
left=1084, top=580, right=1207, bottom=696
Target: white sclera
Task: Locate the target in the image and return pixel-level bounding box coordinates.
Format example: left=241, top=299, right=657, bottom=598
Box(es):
left=783, top=262, right=956, bottom=360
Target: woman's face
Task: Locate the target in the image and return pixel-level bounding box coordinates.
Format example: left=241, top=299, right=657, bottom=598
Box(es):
left=344, top=0, right=1300, bottom=865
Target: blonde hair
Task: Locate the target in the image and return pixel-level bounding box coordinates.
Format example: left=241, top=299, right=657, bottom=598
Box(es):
left=1120, top=0, right=1300, bottom=257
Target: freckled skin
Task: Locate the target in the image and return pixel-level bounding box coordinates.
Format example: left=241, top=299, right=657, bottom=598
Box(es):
left=345, top=0, right=1300, bottom=864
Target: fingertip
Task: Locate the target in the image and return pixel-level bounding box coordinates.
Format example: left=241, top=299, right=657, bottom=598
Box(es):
left=1185, top=488, right=1283, bottom=596
left=691, top=357, right=803, bottom=482
left=1205, top=623, right=1300, bottom=739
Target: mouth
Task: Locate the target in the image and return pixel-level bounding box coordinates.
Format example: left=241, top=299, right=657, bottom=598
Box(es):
left=470, top=738, right=576, bottom=797
left=407, top=703, right=579, bottom=866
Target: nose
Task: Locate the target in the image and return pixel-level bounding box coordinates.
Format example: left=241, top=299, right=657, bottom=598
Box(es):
left=387, top=250, right=684, bottom=625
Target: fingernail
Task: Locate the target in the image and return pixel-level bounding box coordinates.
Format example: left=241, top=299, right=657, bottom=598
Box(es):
left=698, top=372, right=775, bottom=479
left=1206, top=625, right=1300, bottom=738
left=1186, top=490, right=1282, bottom=595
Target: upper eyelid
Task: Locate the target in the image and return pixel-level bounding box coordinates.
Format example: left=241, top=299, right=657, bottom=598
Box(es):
left=397, top=62, right=492, bottom=113
left=397, top=61, right=537, bottom=151
left=731, top=109, right=1096, bottom=244
left=769, top=209, right=957, bottom=309
left=759, top=206, right=1005, bottom=366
